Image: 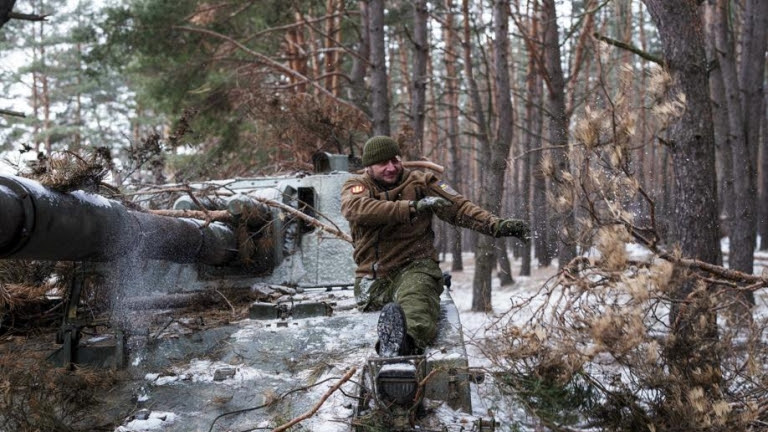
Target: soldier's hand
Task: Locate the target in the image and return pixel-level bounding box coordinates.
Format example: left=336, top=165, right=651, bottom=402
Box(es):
left=413, top=196, right=452, bottom=213
left=494, top=218, right=530, bottom=243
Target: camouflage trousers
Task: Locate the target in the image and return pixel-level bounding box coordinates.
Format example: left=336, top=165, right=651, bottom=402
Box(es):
left=354, top=259, right=444, bottom=350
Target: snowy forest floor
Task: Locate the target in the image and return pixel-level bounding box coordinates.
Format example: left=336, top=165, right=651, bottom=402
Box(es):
left=446, top=241, right=768, bottom=431
left=5, top=242, right=768, bottom=432
left=445, top=253, right=558, bottom=430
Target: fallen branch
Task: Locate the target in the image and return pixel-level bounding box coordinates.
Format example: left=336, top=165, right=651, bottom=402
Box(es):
left=412, top=368, right=441, bottom=406
left=148, top=209, right=231, bottom=222
left=249, top=195, right=353, bottom=244
left=214, top=288, right=236, bottom=316
left=122, top=186, right=234, bottom=197
left=148, top=199, right=353, bottom=244
left=271, top=367, right=357, bottom=432
left=207, top=376, right=345, bottom=432
left=622, top=226, right=768, bottom=290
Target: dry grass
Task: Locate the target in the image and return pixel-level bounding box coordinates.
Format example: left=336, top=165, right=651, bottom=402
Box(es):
left=0, top=356, right=122, bottom=431
left=23, top=148, right=113, bottom=193
left=0, top=261, right=72, bottom=336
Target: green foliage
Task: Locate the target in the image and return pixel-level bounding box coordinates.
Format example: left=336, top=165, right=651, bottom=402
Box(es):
left=92, top=1, right=307, bottom=177
left=1, top=0, right=138, bottom=158
left=7, top=0, right=371, bottom=180
left=502, top=371, right=598, bottom=427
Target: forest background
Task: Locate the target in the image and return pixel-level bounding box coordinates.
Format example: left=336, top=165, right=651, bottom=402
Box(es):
left=2, top=0, right=768, bottom=307
left=2, top=0, right=768, bottom=430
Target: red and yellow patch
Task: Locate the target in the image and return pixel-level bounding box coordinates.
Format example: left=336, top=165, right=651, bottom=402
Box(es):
left=351, top=185, right=366, bottom=194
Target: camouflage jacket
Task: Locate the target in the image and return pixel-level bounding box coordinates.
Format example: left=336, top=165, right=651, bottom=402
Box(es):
left=340, top=169, right=501, bottom=278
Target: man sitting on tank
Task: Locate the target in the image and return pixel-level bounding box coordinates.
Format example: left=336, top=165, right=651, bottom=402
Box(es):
left=341, top=135, right=530, bottom=357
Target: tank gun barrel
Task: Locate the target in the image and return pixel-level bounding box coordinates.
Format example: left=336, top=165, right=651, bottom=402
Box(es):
left=0, top=175, right=238, bottom=265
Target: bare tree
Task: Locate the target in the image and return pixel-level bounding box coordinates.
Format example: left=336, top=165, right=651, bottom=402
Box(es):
left=519, top=28, right=540, bottom=276
left=443, top=0, right=464, bottom=271
left=410, top=0, right=428, bottom=153
left=761, top=91, right=768, bottom=250
left=471, top=0, right=513, bottom=311
left=348, top=1, right=371, bottom=126
left=702, top=0, right=734, bottom=243
left=709, top=0, right=751, bottom=278
left=369, top=0, right=390, bottom=136
left=460, top=0, right=492, bottom=278
left=734, top=0, right=768, bottom=268
left=541, top=0, right=575, bottom=268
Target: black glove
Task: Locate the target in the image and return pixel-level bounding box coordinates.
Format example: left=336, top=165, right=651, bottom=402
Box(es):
left=412, top=196, right=452, bottom=213
left=494, top=218, right=531, bottom=243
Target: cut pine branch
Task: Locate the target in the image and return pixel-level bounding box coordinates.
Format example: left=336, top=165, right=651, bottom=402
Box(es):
left=148, top=198, right=353, bottom=244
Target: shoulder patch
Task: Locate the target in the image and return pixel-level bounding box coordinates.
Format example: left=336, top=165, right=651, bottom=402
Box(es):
left=436, top=180, right=459, bottom=196
left=351, top=185, right=366, bottom=194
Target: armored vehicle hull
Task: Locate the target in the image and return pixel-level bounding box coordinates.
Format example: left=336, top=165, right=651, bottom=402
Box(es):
left=0, top=155, right=490, bottom=431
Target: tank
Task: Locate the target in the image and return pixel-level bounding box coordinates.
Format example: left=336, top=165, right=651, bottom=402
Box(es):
left=0, top=153, right=493, bottom=432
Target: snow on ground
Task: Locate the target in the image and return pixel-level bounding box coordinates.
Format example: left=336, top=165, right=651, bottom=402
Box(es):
left=443, top=253, right=557, bottom=429
left=115, top=412, right=177, bottom=431
left=447, top=240, right=768, bottom=430
left=113, top=242, right=768, bottom=432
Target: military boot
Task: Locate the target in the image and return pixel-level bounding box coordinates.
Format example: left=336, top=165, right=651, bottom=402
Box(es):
left=376, top=302, right=409, bottom=357
left=375, top=303, right=421, bottom=408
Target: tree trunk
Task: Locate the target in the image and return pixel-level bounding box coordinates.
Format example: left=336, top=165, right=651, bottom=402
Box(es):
left=368, top=0, right=390, bottom=136
left=532, top=117, right=550, bottom=267
left=642, top=0, right=722, bottom=398
left=710, top=0, right=754, bottom=279
left=285, top=12, right=308, bottom=95
left=460, top=0, right=492, bottom=310
left=702, top=1, right=733, bottom=239
left=471, top=0, right=512, bottom=312
left=520, top=30, right=539, bottom=276
left=541, top=0, right=575, bottom=269
left=31, top=16, right=40, bottom=152
left=761, top=91, right=768, bottom=250
left=323, top=0, right=341, bottom=96
left=410, top=0, right=428, bottom=152
left=349, top=1, right=370, bottom=118
left=444, top=0, right=463, bottom=271
left=497, top=238, right=514, bottom=285
left=738, top=0, right=768, bottom=174
left=642, top=0, right=720, bottom=273
left=734, top=0, right=768, bottom=268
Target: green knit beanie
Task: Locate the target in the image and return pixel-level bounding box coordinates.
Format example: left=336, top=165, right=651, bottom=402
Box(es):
left=362, top=136, right=401, bottom=166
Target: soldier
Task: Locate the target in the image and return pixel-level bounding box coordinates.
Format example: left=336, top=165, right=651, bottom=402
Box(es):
left=341, top=135, right=530, bottom=357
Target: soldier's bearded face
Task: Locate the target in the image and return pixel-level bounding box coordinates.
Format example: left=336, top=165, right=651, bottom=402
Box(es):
left=367, top=156, right=403, bottom=186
